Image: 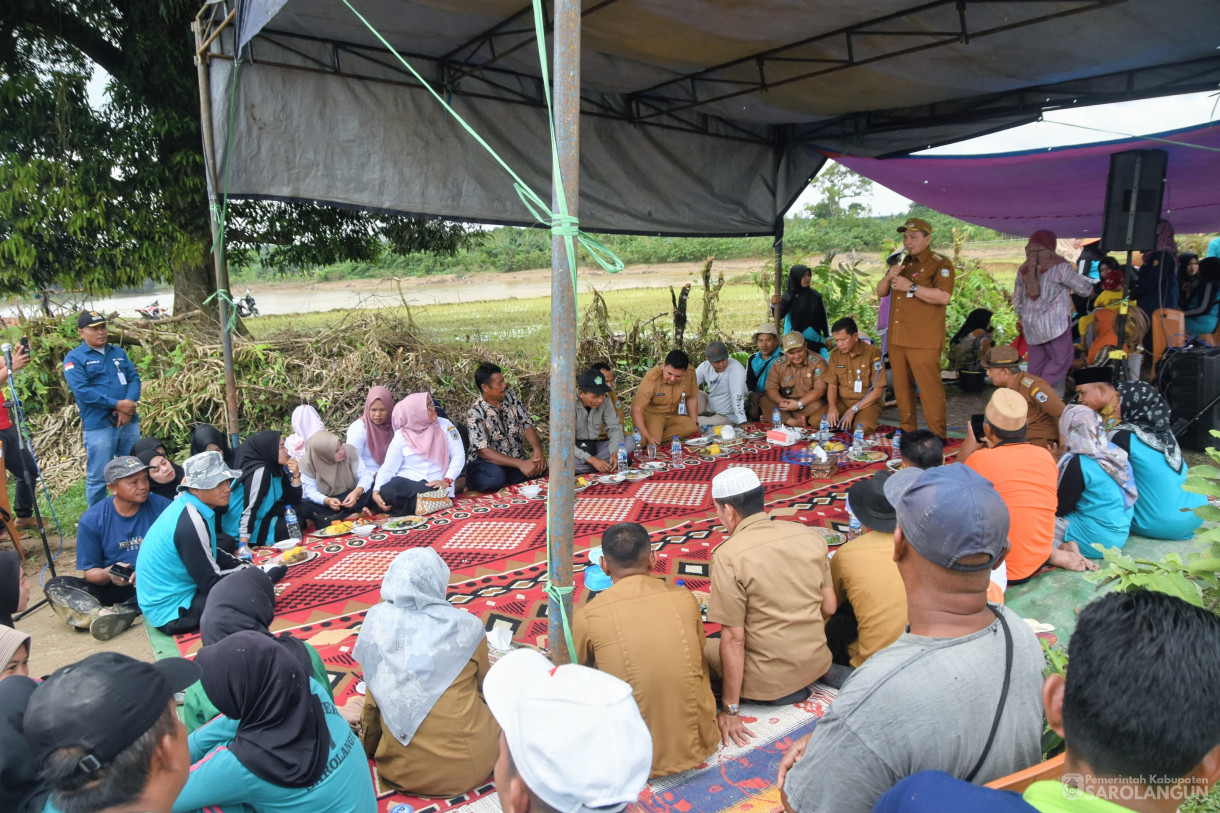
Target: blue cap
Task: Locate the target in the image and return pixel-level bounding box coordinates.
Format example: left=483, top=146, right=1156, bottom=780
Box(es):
left=584, top=547, right=613, bottom=591
left=883, top=465, right=1009, bottom=572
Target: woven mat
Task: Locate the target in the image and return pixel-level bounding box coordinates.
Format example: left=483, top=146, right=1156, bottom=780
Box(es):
left=157, top=429, right=949, bottom=813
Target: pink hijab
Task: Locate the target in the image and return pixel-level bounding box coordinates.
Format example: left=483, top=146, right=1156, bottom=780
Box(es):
left=285, top=405, right=325, bottom=461
left=393, top=393, right=450, bottom=472
left=362, top=386, right=396, bottom=466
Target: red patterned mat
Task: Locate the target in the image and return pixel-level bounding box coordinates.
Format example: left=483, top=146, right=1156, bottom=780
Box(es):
left=167, top=432, right=958, bottom=813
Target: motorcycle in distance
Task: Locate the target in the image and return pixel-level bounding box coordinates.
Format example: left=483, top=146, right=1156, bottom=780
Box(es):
left=136, top=300, right=167, bottom=320
left=236, top=288, right=259, bottom=318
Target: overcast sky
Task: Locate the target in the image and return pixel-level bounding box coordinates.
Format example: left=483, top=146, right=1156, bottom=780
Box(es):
left=792, top=90, right=1220, bottom=217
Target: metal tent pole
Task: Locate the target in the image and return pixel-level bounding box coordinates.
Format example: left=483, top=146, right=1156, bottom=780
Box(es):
left=773, top=217, right=785, bottom=330
left=193, top=9, right=242, bottom=446
left=547, top=0, right=580, bottom=664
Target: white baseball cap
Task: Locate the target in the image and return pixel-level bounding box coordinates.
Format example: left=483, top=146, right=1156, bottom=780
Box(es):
left=484, top=649, right=652, bottom=812
left=712, top=466, right=762, bottom=500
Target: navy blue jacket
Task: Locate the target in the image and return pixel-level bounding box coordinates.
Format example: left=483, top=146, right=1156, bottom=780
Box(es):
left=63, top=342, right=141, bottom=430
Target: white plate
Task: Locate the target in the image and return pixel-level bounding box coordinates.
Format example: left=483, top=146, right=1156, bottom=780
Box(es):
left=598, top=473, right=625, bottom=484
left=639, top=461, right=667, bottom=471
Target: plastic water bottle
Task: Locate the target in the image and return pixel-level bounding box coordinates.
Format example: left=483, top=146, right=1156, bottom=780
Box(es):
left=284, top=506, right=302, bottom=543
left=819, top=415, right=830, bottom=444
left=671, top=435, right=683, bottom=464
left=617, top=443, right=628, bottom=472
left=772, top=407, right=782, bottom=431
left=853, top=424, right=864, bottom=455
left=891, top=428, right=903, bottom=462
left=632, top=427, right=642, bottom=447
left=847, top=509, right=863, bottom=540
left=677, top=392, right=688, bottom=416
left=235, top=541, right=253, bottom=562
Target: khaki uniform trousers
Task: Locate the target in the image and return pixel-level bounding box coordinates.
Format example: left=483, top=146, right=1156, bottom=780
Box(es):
left=643, top=412, right=700, bottom=444
left=832, top=398, right=883, bottom=433
left=889, top=345, right=946, bottom=437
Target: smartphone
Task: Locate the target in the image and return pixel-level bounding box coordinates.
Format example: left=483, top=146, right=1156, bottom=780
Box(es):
left=18, top=336, right=29, bottom=357
left=111, top=562, right=135, bottom=580
left=970, top=414, right=986, bottom=442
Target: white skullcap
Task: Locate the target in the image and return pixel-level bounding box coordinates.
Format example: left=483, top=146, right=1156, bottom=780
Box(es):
left=712, top=466, right=762, bottom=499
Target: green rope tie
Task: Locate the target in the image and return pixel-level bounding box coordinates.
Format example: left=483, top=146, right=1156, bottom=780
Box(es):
left=204, top=288, right=239, bottom=332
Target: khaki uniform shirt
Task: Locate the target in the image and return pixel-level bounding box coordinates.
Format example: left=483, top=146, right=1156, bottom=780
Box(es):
left=765, top=355, right=829, bottom=406
left=573, top=575, right=719, bottom=777
left=828, top=342, right=885, bottom=406
left=575, top=391, right=624, bottom=462
left=598, top=389, right=627, bottom=440
left=633, top=365, right=698, bottom=418
left=829, top=531, right=908, bottom=668
left=888, top=249, right=956, bottom=349
left=360, top=640, right=501, bottom=797
left=1015, top=374, right=1065, bottom=448
left=707, top=512, right=833, bottom=700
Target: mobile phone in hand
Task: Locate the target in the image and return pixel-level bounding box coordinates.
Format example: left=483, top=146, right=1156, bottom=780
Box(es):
left=19, top=336, right=30, bottom=357
left=970, top=414, right=986, bottom=442
left=111, top=562, right=135, bottom=580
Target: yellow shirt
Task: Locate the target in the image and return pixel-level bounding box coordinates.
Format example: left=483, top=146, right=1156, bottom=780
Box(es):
left=830, top=530, right=908, bottom=667
left=573, top=574, right=719, bottom=777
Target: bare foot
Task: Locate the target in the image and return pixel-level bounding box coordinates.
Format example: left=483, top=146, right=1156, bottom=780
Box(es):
left=1048, top=546, right=1098, bottom=572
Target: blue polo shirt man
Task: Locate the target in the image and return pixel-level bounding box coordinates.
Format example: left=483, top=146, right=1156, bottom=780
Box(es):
left=63, top=310, right=142, bottom=505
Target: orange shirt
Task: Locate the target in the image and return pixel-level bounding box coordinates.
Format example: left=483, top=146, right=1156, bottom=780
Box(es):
left=965, top=444, right=1058, bottom=580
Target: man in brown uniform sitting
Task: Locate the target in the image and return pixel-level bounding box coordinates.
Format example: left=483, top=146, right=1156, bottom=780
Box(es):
left=825, top=317, right=885, bottom=432
left=766, top=332, right=829, bottom=428
left=632, top=350, right=700, bottom=450
left=875, top=217, right=956, bottom=439
left=981, top=346, right=1065, bottom=450
left=572, top=522, right=719, bottom=777
left=704, top=468, right=837, bottom=747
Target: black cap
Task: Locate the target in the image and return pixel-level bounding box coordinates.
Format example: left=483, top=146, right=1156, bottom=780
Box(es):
left=76, top=311, right=107, bottom=329
left=847, top=471, right=896, bottom=533
left=577, top=368, right=612, bottom=395
left=1074, top=366, right=1115, bottom=386
left=24, top=653, right=200, bottom=777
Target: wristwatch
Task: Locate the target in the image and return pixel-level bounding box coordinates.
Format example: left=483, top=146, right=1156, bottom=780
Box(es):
left=796, top=400, right=803, bottom=410
left=721, top=703, right=740, bottom=716
left=909, top=283, right=919, bottom=295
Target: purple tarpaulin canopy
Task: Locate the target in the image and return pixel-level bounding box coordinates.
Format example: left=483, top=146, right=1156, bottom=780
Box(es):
left=828, top=123, right=1220, bottom=237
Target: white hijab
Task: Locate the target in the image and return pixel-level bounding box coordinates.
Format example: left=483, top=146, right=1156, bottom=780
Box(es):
left=353, top=548, right=484, bottom=746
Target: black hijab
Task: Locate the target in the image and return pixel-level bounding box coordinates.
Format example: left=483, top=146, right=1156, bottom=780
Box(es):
left=199, top=567, right=313, bottom=676
left=233, top=431, right=284, bottom=484
left=196, top=631, right=330, bottom=788
left=135, top=448, right=184, bottom=501
left=951, top=308, right=994, bottom=346
left=779, top=264, right=830, bottom=344
left=130, top=437, right=167, bottom=459
left=0, top=552, right=21, bottom=628
left=0, top=677, right=49, bottom=813
left=190, top=424, right=235, bottom=467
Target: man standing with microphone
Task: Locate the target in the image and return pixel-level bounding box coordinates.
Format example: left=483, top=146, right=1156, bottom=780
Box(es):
left=63, top=311, right=142, bottom=505
left=0, top=339, right=39, bottom=530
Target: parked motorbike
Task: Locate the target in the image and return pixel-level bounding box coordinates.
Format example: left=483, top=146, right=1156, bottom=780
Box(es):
left=136, top=300, right=167, bottom=320
left=236, top=289, right=260, bottom=318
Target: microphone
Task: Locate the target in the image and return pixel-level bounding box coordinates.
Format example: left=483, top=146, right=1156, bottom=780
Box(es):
left=1, top=343, right=12, bottom=373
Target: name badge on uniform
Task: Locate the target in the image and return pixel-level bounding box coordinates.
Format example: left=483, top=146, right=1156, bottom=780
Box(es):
left=114, top=359, right=127, bottom=386
left=854, top=378, right=863, bottom=394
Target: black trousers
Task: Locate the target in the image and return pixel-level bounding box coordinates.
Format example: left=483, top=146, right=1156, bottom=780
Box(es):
left=0, top=424, right=36, bottom=517
left=156, top=588, right=208, bottom=636
left=378, top=477, right=436, bottom=515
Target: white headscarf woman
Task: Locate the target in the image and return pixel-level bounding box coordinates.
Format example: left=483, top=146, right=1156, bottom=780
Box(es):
left=353, top=548, right=484, bottom=745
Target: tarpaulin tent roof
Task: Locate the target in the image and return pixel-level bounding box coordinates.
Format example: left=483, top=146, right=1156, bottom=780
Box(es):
left=829, top=123, right=1220, bottom=236
left=207, top=0, right=1220, bottom=236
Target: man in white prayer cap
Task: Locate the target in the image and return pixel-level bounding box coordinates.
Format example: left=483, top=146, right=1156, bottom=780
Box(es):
left=703, top=467, right=837, bottom=748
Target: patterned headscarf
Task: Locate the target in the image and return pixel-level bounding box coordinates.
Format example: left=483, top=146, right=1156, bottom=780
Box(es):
left=285, top=405, right=325, bottom=461
left=1154, top=219, right=1179, bottom=262
left=1116, top=381, right=1182, bottom=473
left=1058, top=405, right=1137, bottom=509
left=1017, top=230, right=1070, bottom=301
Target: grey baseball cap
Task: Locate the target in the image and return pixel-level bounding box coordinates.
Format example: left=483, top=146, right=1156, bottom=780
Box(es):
left=705, top=341, right=729, bottom=363
left=178, top=450, right=242, bottom=491
left=103, top=456, right=149, bottom=485
left=883, top=465, right=1009, bottom=571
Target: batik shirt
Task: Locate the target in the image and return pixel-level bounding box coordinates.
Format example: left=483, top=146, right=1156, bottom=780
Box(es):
left=466, top=390, right=534, bottom=464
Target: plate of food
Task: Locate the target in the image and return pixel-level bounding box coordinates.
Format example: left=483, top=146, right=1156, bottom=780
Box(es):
left=886, top=458, right=903, bottom=471
left=314, top=520, right=356, bottom=538
left=820, top=530, right=846, bottom=546
left=622, top=469, right=651, bottom=481
left=272, top=546, right=319, bottom=567
left=382, top=516, right=428, bottom=531
left=598, top=473, right=626, bottom=484
left=848, top=449, right=887, bottom=463
left=639, top=461, right=667, bottom=472
left=574, top=475, right=593, bottom=492
left=817, top=440, right=847, bottom=455
left=683, top=436, right=715, bottom=448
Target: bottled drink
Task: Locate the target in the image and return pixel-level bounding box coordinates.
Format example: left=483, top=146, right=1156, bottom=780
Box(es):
left=847, top=510, right=862, bottom=540
left=632, top=427, right=642, bottom=447
left=677, top=392, right=688, bottom=416
left=671, top=435, right=683, bottom=464
left=235, top=541, right=253, bottom=562
left=617, top=443, right=628, bottom=472
left=284, top=506, right=303, bottom=543
left=852, top=424, right=864, bottom=455
left=819, top=415, right=830, bottom=444
left=891, top=428, right=903, bottom=462
left=675, top=578, right=686, bottom=587
left=772, top=407, right=782, bottom=431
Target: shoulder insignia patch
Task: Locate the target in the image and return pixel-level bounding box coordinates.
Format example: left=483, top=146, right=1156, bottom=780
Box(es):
left=1021, top=376, right=1033, bottom=387
left=1035, top=392, right=1049, bottom=403
left=940, top=268, right=950, bottom=277
left=874, top=360, right=883, bottom=371
left=448, top=426, right=461, bottom=439
left=815, top=368, right=822, bottom=376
